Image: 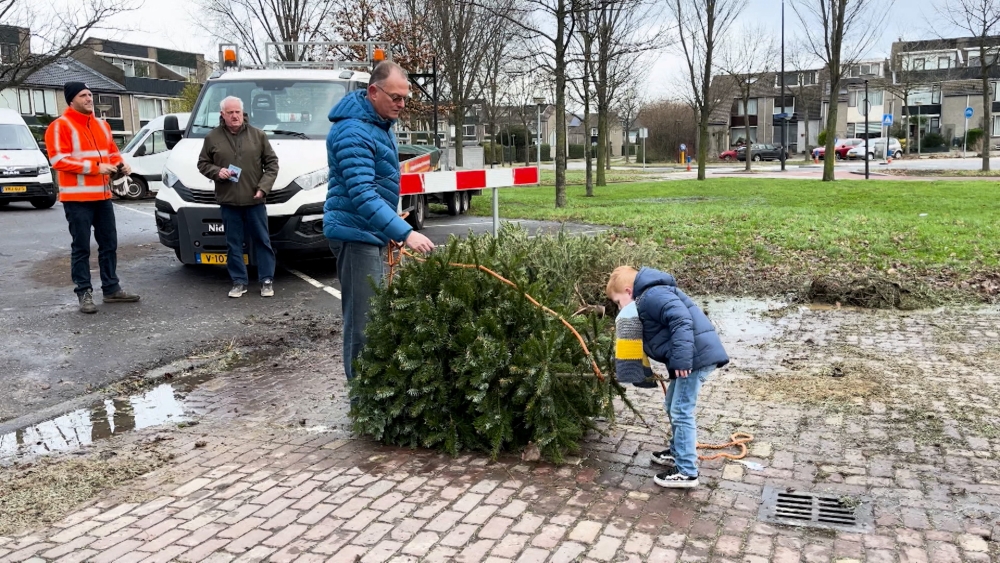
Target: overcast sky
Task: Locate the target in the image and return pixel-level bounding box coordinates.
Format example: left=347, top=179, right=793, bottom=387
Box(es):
left=92, top=0, right=950, bottom=101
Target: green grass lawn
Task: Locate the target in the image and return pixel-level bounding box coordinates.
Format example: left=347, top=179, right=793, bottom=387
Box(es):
left=469, top=177, right=1000, bottom=303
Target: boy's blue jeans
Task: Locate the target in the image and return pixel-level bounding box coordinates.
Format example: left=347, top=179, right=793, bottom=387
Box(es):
left=664, top=365, right=715, bottom=477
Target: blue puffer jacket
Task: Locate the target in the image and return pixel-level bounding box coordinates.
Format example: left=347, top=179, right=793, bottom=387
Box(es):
left=323, top=90, right=412, bottom=246
left=634, top=268, right=730, bottom=372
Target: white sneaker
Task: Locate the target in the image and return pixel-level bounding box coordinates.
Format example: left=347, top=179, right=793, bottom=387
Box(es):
left=229, top=283, right=247, bottom=298
left=261, top=280, right=274, bottom=298
left=654, top=469, right=699, bottom=488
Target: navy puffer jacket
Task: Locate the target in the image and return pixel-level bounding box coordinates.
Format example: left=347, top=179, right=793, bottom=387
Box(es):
left=634, top=268, right=730, bottom=372
left=323, top=90, right=412, bottom=246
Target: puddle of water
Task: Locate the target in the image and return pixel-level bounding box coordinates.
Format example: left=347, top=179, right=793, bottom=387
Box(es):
left=0, top=378, right=206, bottom=463
left=702, top=297, right=785, bottom=344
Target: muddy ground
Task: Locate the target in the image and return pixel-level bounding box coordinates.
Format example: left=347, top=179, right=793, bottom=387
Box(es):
left=3, top=297, right=1000, bottom=548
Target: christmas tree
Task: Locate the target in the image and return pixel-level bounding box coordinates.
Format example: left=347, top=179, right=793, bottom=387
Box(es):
left=349, top=225, right=658, bottom=462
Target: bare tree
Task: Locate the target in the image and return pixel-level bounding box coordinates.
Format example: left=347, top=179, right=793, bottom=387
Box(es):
left=936, top=0, right=1000, bottom=171
left=486, top=0, right=577, bottom=207
left=720, top=24, right=777, bottom=171
left=589, top=0, right=665, bottom=185
left=0, top=0, right=135, bottom=90
left=792, top=0, right=889, bottom=180
left=426, top=0, right=499, bottom=167
left=613, top=83, right=643, bottom=163
left=638, top=97, right=699, bottom=160
left=569, top=0, right=596, bottom=195
left=883, top=48, right=931, bottom=156
left=784, top=45, right=825, bottom=161
left=670, top=0, right=744, bottom=180
left=478, top=21, right=524, bottom=167
left=196, top=0, right=338, bottom=65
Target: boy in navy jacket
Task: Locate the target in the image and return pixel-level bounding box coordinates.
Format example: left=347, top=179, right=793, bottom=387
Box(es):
left=607, top=266, right=729, bottom=488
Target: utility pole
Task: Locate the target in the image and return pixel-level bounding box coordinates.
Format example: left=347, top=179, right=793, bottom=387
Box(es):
left=780, top=0, right=787, bottom=171
left=864, top=79, right=869, bottom=179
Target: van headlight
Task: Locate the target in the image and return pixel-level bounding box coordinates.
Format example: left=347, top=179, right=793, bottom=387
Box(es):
left=164, top=168, right=179, bottom=188
left=292, top=168, right=329, bottom=191
left=38, top=165, right=50, bottom=175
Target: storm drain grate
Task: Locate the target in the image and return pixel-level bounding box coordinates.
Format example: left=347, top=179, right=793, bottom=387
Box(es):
left=758, top=486, right=873, bottom=533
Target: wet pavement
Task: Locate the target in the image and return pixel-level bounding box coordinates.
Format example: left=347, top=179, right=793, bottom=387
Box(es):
left=2, top=299, right=999, bottom=562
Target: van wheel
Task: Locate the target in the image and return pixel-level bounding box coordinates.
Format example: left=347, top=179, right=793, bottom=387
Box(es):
left=30, top=194, right=57, bottom=209
left=445, top=192, right=461, bottom=216
left=460, top=191, right=471, bottom=214
left=123, top=176, right=147, bottom=200
left=405, top=195, right=426, bottom=230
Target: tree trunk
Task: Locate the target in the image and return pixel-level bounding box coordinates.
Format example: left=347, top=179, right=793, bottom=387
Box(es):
left=555, top=0, right=568, bottom=207
left=596, top=112, right=608, bottom=185
left=823, top=88, right=838, bottom=181
left=743, top=88, right=752, bottom=172
left=453, top=102, right=464, bottom=168
left=982, top=67, right=991, bottom=171
left=802, top=107, right=810, bottom=161
left=584, top=75, right=593, bottom=196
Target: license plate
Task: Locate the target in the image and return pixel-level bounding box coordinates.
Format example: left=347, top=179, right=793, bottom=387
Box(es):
left=2, top=186, right=26, bottom=193
left=197, top=253, right=248, bottom=265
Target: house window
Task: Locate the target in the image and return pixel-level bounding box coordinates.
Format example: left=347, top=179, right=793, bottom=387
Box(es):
left=0, top=43, right=19, bottom=63
left=590, top=127, right=598, bottom=136
left=930, top=117, right=940, bottom=133
left=913, top=58, right=925, bottom=71
left=867, top=90, right=884, bottom=106
left=0, top=89, right=16, bottom=110
left=463, top=124, right=476, bottom=139
left=773, top=97, right=794, bottom=114
left=993, top=115, right=1000, bottom=136
left=138, top=98, right=171, bottom=122
left=938, top=57, right=950, bottom=69
left=849, top=90, right=858, bottom=107
left=96, top=95, right=122, bottom=118
left=17, top=89, right=30, bottom=115
left=802, top=71, right=818, bottom=85
left=737, top=99, right=757, bottom=115
left=931, top=87, right=941, bottom=104
left=730, top=126, right=757, bottom=144
left=847, top=123, right=856, bottom=137
left=861, top=63, right=875, bottom=76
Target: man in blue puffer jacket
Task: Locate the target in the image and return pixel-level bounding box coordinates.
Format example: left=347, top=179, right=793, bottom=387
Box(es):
left=324, top=61, right=435, bottom=385
left=606, top=266, right=729, bottom=489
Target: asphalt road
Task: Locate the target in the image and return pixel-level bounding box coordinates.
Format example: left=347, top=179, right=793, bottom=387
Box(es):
left=0, top=196, right=600, bottom=426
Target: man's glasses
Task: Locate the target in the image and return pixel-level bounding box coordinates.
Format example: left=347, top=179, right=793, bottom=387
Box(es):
left=375, top=84, right=408, bottom=105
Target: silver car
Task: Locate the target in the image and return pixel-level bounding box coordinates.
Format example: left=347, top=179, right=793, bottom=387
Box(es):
left=846, top=138, right=903, bottom=160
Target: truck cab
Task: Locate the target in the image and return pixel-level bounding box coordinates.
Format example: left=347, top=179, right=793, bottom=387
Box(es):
left=155, top=46, right=374, bottom=265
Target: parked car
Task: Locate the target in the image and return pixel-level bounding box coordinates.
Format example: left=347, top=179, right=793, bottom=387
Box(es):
left=0, top=108, right=57, bottom=209
left=719, top=149, right=738, bottom=161
left=846, top=138, right=903, bottom=160
left=737, top=143, right=788, bottom=161
left=812, top=138, right=864, bottom=160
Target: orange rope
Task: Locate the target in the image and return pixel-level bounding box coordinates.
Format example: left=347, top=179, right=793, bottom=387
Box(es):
left=387, top=241, right=604, bottom=382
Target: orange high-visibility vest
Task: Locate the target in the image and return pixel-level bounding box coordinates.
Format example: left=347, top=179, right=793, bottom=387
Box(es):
left=44, top=107, right=123, bottom=202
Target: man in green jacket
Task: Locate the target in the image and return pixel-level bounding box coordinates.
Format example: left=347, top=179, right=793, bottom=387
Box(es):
left=197, top=96, right=280, bottom=298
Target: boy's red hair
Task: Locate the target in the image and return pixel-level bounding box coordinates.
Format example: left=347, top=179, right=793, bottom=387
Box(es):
left=606, top=266, right=638, bottom=296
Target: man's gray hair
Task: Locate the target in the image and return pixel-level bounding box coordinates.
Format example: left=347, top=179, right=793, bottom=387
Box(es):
left=220, top=96, right=244, bottom=111
left=369, top=61, right=408, bottom=87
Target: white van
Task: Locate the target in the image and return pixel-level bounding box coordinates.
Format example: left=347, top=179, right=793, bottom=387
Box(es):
left=120, top=113, right=190, bottom=199
left=0, top=108, right=57, bottom=209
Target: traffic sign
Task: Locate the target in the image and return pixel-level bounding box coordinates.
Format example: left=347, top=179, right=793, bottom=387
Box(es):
left=965, top=107, right=974, bottom=119
left=679, top=143, right=687, bottom=151
left=882, top=114, right=893, bottom=127
left=638, top=127, right=649, bottom=139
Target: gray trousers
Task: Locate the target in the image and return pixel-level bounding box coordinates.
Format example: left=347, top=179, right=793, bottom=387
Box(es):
left=330, top=240, right=386, bottom=382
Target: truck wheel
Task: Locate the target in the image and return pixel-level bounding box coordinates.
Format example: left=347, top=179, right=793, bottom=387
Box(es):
left=406, top=195, right=426, bottom=230
left=123, top=176, right=147, bottom=200
left=460, top=191, right=471, bottom=214
left=30, top=194, right=57, bottom=209
left=445, top=192, right=461, bottom=216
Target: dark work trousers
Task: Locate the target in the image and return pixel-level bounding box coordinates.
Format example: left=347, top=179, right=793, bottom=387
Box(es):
left=219, top=203, right=276, bottom=285
left=63, top=199, right=121, bottom=297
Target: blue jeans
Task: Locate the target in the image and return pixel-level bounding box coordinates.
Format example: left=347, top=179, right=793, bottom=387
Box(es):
left=63, top=200, right=121, bottom=297
left=664, top=365, right=715, bottom=477
left=329, top=240, right=386, bottom=381
left=220, top=204, right=275, bottom=285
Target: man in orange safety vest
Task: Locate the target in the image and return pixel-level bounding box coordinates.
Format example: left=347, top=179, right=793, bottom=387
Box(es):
left=45, top=82, right=141, bottom=314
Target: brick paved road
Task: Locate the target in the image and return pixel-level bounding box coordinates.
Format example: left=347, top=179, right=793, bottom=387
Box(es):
left=2, top=303, right=999, bottom=562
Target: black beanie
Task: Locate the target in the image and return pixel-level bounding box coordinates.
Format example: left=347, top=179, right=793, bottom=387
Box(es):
left=64, top=82, right=90, bottom=104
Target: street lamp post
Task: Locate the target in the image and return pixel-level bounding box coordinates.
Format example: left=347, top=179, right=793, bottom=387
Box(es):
left=864, top=79, right=870, bottom=180
left=780, top=0, right=786, bottom=171
left=533, top=96, right=545, bottom=167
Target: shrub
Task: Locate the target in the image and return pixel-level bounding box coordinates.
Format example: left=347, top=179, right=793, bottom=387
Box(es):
left=920, top=132, right=945, bottom=150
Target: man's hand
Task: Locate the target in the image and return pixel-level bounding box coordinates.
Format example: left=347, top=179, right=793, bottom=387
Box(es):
left=120, top=162, right=132, bottom=175
left=254, top=190, right=265, bottom=200
left=218, top=168, right=232, bottom=180
left=98, top=163, right=118, bottom=175
left=675, top=369, right=690, bottom=378
left=405, top=231, right=435, bottom=253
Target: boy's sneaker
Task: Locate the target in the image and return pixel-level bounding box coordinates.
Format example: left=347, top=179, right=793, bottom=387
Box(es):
left=654, top=467, right=699, bottom=488
left=229, top=283, right=248, bottom=298
left=78, top=290, right=97, bottom=314
left=261, top=280, right=274, bottom=297
left=650, top=449, right=675, bottom=466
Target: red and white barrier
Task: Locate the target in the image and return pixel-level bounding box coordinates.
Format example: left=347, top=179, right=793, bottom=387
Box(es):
left=400, top=167, right=540, bottom=196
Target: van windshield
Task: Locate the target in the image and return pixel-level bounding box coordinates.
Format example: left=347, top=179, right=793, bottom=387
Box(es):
left=0, top=124, right=38, bottom=150
left=123, top=125, right=151, bottom=153
left=188, top=80, right=348, bottom=140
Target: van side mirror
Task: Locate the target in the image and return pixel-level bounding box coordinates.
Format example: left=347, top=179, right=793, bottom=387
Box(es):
left=164, top=115, right=183, bottom=150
